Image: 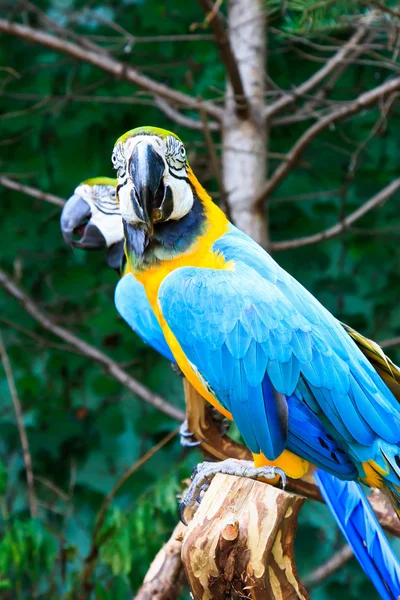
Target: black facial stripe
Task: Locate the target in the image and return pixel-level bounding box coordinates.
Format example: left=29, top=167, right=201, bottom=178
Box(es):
left=159, top=185, right=174, bottom=220
left=116, top=180, right=128, bottom=195
left=168, top=169, right=190, bottom=183
left=95, top=206, right=121, bottom=216
left=94, top=200, right=119, bottom=211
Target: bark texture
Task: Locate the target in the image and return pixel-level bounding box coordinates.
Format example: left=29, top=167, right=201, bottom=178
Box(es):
left=222, top=0, right=268, bottom=246
left=181, top=473, right=308, bottom=600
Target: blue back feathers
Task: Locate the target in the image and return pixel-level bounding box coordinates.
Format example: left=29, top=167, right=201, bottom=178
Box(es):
left=159, top=225, right=400, bottom=475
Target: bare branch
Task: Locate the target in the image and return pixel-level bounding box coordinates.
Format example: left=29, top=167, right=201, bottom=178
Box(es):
left=0, top=176, right=65, bottom=207
left=379, top=336, right=400, bottom=349
left=0, top=18, right=223, bottom=121
left=303, top=545, right=353, bottom=589
left=134, top=521, right=187, bottom=600
left=0, top=269, right=185, bottom=422
left=155, top=96, right=220, bottom=131
left=197, top=0, right=248, bottom=116
left=0, top=330, right=36, bottom=517
left=270, top=179, right=400, bottom=251
left=256, top=77, right=400, bottom=206
left=264, top=24, right=370, bottom=121
left=198, top=106, right=230, bottom=217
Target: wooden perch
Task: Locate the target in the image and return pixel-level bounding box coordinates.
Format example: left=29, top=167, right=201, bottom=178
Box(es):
left=134, top=521, right=187, bottom=600
left=181, top=473, right=308, bottom=600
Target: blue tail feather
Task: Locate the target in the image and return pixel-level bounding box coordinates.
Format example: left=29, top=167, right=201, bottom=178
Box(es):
left=315, top=470, right=400, bottom=599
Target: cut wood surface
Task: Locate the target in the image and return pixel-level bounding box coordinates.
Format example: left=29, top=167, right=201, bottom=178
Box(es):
left=181, top=473, right=308, bottom=600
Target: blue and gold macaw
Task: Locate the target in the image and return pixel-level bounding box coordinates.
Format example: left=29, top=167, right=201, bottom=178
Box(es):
left=111, top=126, right=400, bottom=517
left=61, top=176, right=400, bottom=598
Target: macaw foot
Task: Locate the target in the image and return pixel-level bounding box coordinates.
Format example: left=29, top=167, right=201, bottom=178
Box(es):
left=179, top=419, right=202, bottom=448
left=179, top=459, right=287, bottom=525
left=207, top=405, right=230, bottom=436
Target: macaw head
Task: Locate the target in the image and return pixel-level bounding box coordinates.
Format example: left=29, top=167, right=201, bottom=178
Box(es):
left=112, top=127, right=201, bottom=255
left=60, top=177, right=125, bottom=270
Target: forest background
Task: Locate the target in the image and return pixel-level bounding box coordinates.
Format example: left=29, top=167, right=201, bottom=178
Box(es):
left=1, top=1, right=400, bottom=598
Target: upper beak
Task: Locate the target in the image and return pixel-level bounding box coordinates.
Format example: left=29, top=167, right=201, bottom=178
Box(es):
left=60, top=194, right=106, bottom=249
left=129, top=142, right=165, bottom=235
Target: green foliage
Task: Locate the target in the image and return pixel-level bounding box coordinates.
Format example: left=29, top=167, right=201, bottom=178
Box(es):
left=1, top=0, right=400, bottom=598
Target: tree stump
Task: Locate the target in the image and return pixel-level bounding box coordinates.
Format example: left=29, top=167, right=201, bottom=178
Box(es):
left=181, top=473, right=308, bottom=600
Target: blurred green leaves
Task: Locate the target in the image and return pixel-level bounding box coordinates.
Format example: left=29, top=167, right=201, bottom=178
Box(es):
left=1, top=0, right=400, bottom=598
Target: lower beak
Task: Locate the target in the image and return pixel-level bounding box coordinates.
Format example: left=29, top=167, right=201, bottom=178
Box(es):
left=60, top=194, right=106, bottom=249
left=129, top=142, right=165, bottom=235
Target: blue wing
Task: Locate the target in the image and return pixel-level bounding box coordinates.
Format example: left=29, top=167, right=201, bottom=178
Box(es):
left=213, top=229, right=400, bottom=460
left=159, top=226, right=400, bottom=473
left=115, top=273, right=175, bottom=362
left=159, top=261, right=296, bottom=459
left=315, top=471, right=400, bottom=599
left=286, top=394, right=356, bottom=478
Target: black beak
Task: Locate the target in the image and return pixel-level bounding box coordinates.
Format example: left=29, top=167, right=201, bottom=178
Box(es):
left=129, top=142, right=165, bottom=235
left=60, top=194, right=106, bottom=250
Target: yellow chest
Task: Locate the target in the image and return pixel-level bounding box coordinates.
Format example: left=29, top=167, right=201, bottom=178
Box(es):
left=127, top=198, right=232, bottom=417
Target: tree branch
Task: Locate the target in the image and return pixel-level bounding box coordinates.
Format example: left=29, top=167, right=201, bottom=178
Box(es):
left=0, top=268, right=185, bottom=422
left=379, top=336, right=400, bottom=349
left=0, top=330, right=36, bottom=517
left=256, top=77, right=400, bottom=206
left=270, top=178, right=400, bottom=252
left=197, top=0, right=248, bottom=117
left=198, top=106, right=230, bottom=216
left=303, top=545, right=353, bottom=589
left=264, top=24, right=370, bottom=121
left=0, top=176, right=65, bottom=207
left=133, top=521, right=187, bottom=600
left=0, top=18, right=223, bottom=121
left=155, top=96, right=219, bottom=131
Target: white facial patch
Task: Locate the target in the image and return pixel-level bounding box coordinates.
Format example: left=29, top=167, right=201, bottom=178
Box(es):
left=75, top=184, right=123, bottom=247
left=163, top=170, right=194, bottom=220
left=112, top=134, right=194, bottom=225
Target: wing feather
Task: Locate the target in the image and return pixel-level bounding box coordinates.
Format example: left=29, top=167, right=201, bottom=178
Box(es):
left=115, top=274, right=174, bottom=361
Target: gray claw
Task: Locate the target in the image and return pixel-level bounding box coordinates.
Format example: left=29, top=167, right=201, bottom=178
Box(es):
left=196, top=483, right=209, bottom=504
left=179, top=421, right=202, bottom=448
left=178, top=459, right=287, bottom=525
left=179, top=500, right=188, bottom=526
left=191, top=464, right=199, bottom=479
left=181, top=437, right=202, bottom=448
left=207, top=406, right=230, bottom=436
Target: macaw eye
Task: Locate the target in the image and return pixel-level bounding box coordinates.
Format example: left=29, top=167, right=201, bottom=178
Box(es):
left=180, top=146, right=186, bottom=159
